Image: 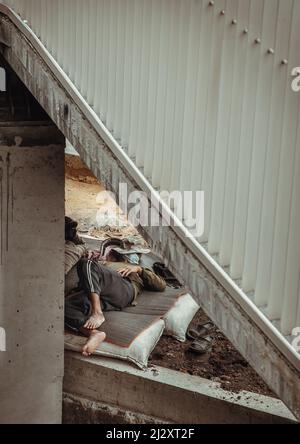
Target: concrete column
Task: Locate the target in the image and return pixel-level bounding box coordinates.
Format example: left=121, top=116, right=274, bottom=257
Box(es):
left=0, top=124, right=65, bottom=424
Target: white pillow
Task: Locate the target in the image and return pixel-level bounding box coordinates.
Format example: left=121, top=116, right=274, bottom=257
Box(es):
left=64, top=318, right=165, bottom=370
left=163, top=293, right=200, bottom=342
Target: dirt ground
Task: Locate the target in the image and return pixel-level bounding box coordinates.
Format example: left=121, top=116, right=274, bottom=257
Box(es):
left=65, top=154, right=275, bottom=398
left=149, top=309, right=274, bottom=396
left=65, top=155, right=144, bottom=241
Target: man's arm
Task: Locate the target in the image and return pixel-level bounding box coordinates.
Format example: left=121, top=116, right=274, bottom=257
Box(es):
left=118, top=265, right=166, bottom=292
left=139, top=267, right=167, bottom=292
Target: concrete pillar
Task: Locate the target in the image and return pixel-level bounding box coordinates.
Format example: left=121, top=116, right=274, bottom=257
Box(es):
left=0, top=124, right=65, bottom=424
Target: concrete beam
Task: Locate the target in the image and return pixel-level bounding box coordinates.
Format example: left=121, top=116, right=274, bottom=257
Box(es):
left=0, top=124, right=65, bottom=424
left=0, top=121, right=65, bottom=146
left=63, top=352, right=297, bottom=424
left=0, top=10, right=299, bottom=419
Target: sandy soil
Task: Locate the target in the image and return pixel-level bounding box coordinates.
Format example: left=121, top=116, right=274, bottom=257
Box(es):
left=65, top=154, right=275, bottom=398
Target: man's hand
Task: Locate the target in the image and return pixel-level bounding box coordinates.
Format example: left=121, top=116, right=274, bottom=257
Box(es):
left=117, top=265, right=142, bottom=277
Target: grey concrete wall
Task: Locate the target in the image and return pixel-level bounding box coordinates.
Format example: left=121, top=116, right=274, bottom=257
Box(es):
left=0, top=125, right=65, bottom=424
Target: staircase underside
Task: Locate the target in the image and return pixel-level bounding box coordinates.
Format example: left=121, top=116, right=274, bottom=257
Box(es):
left=0, top=5, right=299, bottom=420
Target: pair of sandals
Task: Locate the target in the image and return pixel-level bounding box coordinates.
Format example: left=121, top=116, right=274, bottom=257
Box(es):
left=186, top=321, right=215, bottom=355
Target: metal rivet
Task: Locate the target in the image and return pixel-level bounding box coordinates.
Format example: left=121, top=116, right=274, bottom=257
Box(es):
left=243, top=28, right=249, bottom=34
left=220, top=10, right=225, bottom=15
left=281, top=59, right=288, bottom=65
left=232, top=19, right=237, bottom=25
left=267, top=48, right=274, bottom=55
left=209, top=1, right=214, bottom=5
left=255, top=38, right=261, bottom=44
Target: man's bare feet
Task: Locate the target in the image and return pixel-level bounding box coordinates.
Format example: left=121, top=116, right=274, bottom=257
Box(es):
left=82, top=330, right=106, bottom=356
left=84, top=311, right=105, bottom=330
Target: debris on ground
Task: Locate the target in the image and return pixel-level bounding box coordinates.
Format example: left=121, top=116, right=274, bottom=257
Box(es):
left=65, top=154, right=145, bottom=244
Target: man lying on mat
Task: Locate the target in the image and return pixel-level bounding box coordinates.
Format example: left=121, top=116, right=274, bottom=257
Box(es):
left=65, top=220, right=166, bottom=356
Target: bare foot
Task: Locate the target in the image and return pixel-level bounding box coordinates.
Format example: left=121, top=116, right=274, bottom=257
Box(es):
left=82, top=331, right=106, bottom=356
left=84, top=312, right=105, bottom=330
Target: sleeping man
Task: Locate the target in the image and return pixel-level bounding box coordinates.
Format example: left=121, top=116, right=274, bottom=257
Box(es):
left=65, top=219, right=166, bottom=356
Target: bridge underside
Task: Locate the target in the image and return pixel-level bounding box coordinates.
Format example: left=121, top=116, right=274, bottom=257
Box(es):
left=0, top=9, right=299, bottom=420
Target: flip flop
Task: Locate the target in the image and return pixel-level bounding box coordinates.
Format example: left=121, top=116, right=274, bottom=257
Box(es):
left=188, top=336, right=213, bottom=355
left=186, top=321, right=214, bottom=340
